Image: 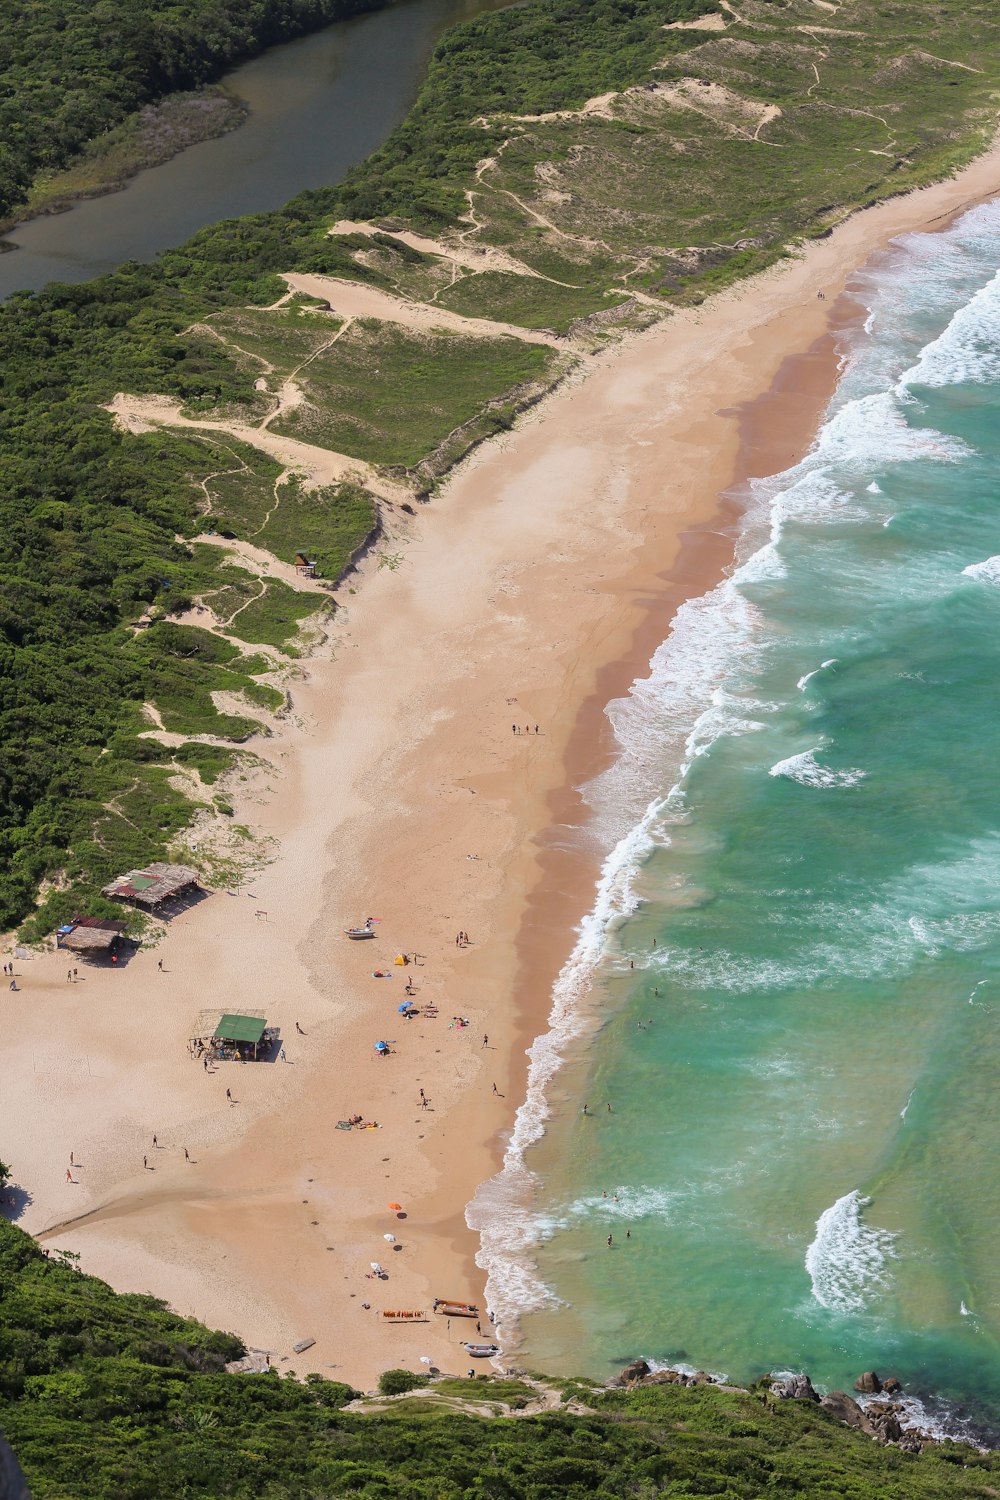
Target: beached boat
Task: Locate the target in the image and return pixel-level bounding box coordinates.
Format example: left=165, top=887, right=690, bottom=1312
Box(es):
left=433, top=1299, right=478, bottom=1318
left=344, top=926, right=376, bottom=939
left=462, top=1342, right=500, bottom=1358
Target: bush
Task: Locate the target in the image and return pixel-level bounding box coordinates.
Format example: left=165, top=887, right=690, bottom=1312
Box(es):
left=378, top=1368, right=428, bottom=1396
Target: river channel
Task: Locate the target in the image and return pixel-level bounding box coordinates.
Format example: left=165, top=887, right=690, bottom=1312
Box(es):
left=0, top=0, right=506, bottom=300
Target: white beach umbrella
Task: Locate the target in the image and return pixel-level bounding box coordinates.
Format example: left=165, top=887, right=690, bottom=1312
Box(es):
left=383, top=1233, right=396, bottom=1242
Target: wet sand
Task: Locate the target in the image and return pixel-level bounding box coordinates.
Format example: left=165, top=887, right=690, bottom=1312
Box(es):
left=6, top=140, right=1000, bottom=1389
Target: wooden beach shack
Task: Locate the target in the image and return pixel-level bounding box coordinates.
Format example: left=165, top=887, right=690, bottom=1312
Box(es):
left=294, top=550, right=318, bottom=578
left=56, top=917, right=127, bottom=959
left=102, top=862, right=202, bottom=911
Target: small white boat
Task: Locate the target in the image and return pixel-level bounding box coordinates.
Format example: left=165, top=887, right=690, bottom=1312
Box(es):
left=345, top=926, right=376, bottom=939
left=462, top=1342, right=500, bottom=1358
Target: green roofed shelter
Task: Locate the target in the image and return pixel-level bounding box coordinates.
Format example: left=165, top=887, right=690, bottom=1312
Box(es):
left=215, top=1014, right=267, bottom=1047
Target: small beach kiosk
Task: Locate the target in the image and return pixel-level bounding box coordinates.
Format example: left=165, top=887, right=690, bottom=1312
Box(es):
left=189, top=1008, right=277, bottom=1063
left=213, top=1013, right=268, bottom=1060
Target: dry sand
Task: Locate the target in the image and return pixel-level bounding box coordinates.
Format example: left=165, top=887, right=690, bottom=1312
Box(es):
left=6, top=142, right=1000, bottom=1389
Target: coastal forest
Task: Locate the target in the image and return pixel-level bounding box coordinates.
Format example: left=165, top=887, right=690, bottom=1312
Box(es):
left=2, top=1211, right=1000, bottom=1498
left=1, top=0, right=999, bottom=947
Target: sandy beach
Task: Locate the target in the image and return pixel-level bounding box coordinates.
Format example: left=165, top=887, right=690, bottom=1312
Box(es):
left=6, top=141, right=1000, bottom=1389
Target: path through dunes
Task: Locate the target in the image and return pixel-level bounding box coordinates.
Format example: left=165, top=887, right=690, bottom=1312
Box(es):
left=282, top=272, right=568, bottom=345
left=105, top=392, right=410, bottom=504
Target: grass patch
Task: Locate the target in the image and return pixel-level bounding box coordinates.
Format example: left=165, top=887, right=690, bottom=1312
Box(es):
left=435, top=271, right=625, bottom=331
left=191, top=297, right=345, bottom=383
left=204, top=575, right=326, bottom=653
left=271, top=319, right=553, bottom=468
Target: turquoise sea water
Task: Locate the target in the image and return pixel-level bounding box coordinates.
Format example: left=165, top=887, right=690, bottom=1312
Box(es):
left=470, top=198, right=1000, bottom=1438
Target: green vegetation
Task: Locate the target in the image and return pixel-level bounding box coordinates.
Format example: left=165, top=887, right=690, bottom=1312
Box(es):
left=0, top=0, right=387, bottom=225
left=435, top=273, right=627, bottom=333
left=4, top=1215, right=1000, bottom=1497
left=270, top=320, right=553, bottom=467
left=336, top=0, right=1000, bottom=305
left=378, top=1368, right=429, bottom=1396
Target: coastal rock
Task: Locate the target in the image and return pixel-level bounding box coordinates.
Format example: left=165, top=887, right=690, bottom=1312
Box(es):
left=643, top=1369, right=684, bottom=1385
left=881, top=1376, right=903, bottom=1395
left=690, top=1371, right=716, bottom=1385
left=770, top=1373, right=820, bottom=1403
left=866, top=1409, right=904, bottom=1445
left=854, top=1371, right=883, bottom=1394
left=820, top=1392, right=867, bottom=1429
left=617, top=1359, right=650, bottom=1386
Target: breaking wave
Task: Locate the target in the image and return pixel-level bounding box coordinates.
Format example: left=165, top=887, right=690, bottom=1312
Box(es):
left=805, top=1191, right=897, bottom=1313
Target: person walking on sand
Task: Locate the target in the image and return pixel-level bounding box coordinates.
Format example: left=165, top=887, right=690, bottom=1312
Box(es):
left=67, top=969, right=72, bottom=983
left=492, top=1083, right=499, bottom=1095
left=152, top=1134, right=157, bottom=1148
left=184, top=1148, right=190, bottom=1162
left=482, top=1034, right=488, bottom=1048
left=143, top=1155, right=148, bottom=1170
left=512, top=724, right=517, bottom=735
left=157, top=959, right=163, bottom=971
left=295, top=1022, right=304, bottom=1034
left=73, top=968, right=78, bottom=981
left=226, top=1088, right=232, bottom=1102
left=66, top=1169, right=72, bottom=1183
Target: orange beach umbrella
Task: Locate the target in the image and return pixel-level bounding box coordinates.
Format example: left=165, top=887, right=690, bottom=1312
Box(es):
left=388, top=1202, right=403, bottom=1212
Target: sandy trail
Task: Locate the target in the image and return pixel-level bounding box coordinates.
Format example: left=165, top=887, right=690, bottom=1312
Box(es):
left=282, top=273, right=566, bottom=345
left=6, top=143, right=1000, bottom=1391
left=330, top=220, right=556, bottom=282
left=106, top=392, right=410, bottom=502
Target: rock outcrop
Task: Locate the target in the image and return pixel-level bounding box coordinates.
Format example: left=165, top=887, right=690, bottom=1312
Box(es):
left=770, top=1373, right=820, bottom=1402
left=854, top=1370, right=883, bottom=1394
left=820, top=1391, right=867, bottom=1429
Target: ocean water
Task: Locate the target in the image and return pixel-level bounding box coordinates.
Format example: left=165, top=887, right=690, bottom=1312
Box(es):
left=469, top=197, right=1000, bottom=1437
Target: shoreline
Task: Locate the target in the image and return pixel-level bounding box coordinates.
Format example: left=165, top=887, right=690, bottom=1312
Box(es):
left=7, top=141, right=1000, bottom=1391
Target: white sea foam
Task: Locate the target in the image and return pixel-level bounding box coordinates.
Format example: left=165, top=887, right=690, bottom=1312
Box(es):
left=805, top=1191, right=897, bottom=1312
left=900, top=1089, right=913, bottom=1121
left=901, top=266, right=1000, bottom=391
left=467, top=807, right=664, bottom=1330
left=796, top=659, right=837, bottom=692
left=962, top=555, right=1000, bottom=586
left=769, top=749, right=867, bottom=789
